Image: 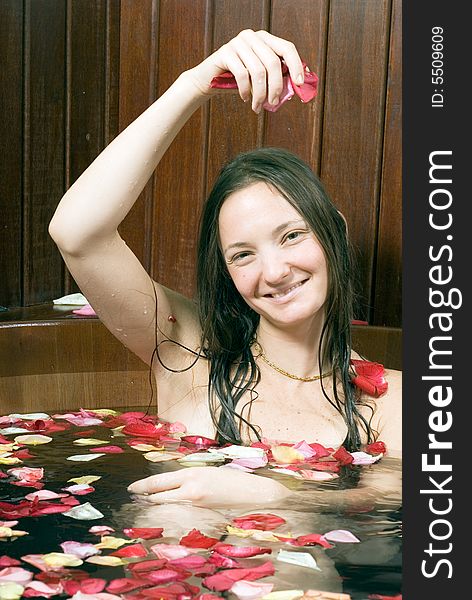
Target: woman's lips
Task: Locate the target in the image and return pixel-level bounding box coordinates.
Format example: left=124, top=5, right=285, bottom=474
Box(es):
left=263, top=279, right=308, bottom=303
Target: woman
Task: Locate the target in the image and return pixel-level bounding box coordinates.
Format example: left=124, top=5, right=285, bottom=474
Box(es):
left=49, top=29, right=401, bottom=509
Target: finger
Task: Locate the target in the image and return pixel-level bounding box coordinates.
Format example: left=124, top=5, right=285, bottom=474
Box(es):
left=244, top=36, right=284, bottom=106
left=256, top=30, right=305, bottom=85
left=223, top=51, right=252, bottom=102
left=228, top=37, right=267, bottom=113
left=141, top=489, right=194, bottom=504
left=127, top=471, right=181, bottom=495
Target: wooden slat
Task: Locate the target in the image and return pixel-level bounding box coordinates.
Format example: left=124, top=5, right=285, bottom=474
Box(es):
left=151, top=0, right=211, bottom=297
left=105, top=0, right=121, bottom=145
left=67, top=0, right=108, bottom=188
left=264, top=0, right=328, bottom=171
left=205, top=1, right=270, bottom=193
left=352, top=325, right=402, bottom=370
left=64, top=0, right=109, bottom=295
left=0, top=1, right=23, bottom=307
left=320, top=0, right=391, bottom=321
left=23, top=0, right=66, bottom=305
left=373, top=0, right=402, bottom=327
left=117, top=0, right=157, bottom=269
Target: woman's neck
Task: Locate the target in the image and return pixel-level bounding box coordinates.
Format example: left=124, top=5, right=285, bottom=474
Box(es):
left=255, top=313, right=328, bottom=378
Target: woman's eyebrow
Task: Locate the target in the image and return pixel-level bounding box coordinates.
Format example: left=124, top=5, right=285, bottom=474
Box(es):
left=223, top=220, right=307, bottom=255
left=272, top=219, right=306, bottom=235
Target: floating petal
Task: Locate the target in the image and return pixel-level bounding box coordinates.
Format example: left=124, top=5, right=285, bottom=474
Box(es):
left=231, top=580, right=274, bottom=600
left=0, top=582, right=24, bottom=600
left=323, top=530, right=360, bottom=543
left=63, top=502, right=104, bottom=520
left=350, top=452, right=382, bottom=465
left=144, top=451, right=182, bottom=462
left=85, top=556, right=125, bottom=567
left=68, top=475, right=101, bottom=485
left=13, top=435, right=52, bottom=446
left=277, top=550, right=320, bottom=570
left=66, top=454, right=106, bottom=462
left=73, top=438, right=110, bottom=446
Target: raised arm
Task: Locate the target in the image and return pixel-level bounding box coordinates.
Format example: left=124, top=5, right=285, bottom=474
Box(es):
left=49, top=29, right=306, bottom=365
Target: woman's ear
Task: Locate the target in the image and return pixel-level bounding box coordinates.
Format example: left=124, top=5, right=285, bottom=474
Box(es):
left=337, top=210, right=349, bottom=237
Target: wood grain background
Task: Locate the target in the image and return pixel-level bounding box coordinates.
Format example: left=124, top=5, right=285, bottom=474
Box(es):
left=0, top=0, right=402, bottom=327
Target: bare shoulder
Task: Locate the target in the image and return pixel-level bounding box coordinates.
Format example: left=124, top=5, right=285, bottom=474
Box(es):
left=58, top=234, right=201, bottom=366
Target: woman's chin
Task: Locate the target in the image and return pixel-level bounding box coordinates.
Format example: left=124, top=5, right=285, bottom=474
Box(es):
left=260, top=306, right=324, bottom=331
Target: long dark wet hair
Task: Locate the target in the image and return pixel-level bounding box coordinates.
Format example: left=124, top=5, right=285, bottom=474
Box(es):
left=196, top=147, right=374, bottom=451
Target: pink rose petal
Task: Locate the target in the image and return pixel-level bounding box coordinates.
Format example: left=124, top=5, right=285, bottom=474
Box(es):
left=150, top=543, right=198, bottom=560
left=350, top=451, right=383, bottom=465
left=323, top=529, right=360, bottom=543
left=230, top=580, right=274, bottom=600
left=0, top=566, right=34, bottom=584
left=25, top=490, right=68, bottom=501
left=23, top=581, right=63, bottom=597
left=60, top=541, right=100, bottom=558
left=89, top=525, right=115, bottom=535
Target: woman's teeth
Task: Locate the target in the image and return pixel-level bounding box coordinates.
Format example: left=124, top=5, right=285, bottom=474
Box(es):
left=271, top=281, right=304, bottom=298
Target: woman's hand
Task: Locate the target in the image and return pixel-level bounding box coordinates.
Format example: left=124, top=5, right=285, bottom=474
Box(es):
left=127, top=466, right=292, bottom=509
left=187, top=29, right=305, bottom=113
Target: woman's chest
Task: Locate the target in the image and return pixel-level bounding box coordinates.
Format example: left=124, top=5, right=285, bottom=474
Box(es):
left=155, top=363, right=349, bottom=447
left=241, top=379, right=348, bottom=446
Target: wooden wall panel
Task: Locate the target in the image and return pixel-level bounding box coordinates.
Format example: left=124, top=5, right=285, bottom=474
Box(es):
left=373, top=0, right=402, bottom=327
left=0, top=1, right=23, bottom=308
left=23, top=0, right=67, bottom=305
left=105, top=0, right=121, bottom=145
left=205, top=1, right=270, bottom=191
left=117, top=0, right=157, bottom=270
left=264, top=0, right=328, bottom=171
left=151, top=0, right=211, bottom=297
left=65, top=0, right=109, bottom=294
left=320, top=0, right=391, bottom=321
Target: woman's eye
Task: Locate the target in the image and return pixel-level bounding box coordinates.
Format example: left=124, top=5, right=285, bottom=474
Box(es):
left=284, top=231, right=304, bottom=242
left=232, top=252, right=251, bottom=263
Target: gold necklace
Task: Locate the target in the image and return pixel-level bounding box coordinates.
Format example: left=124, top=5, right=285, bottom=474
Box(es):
left=253, top=341, right=332, bottom=382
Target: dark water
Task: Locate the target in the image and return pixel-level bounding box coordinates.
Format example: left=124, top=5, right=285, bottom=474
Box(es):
left=0, top=410, right=401, bottom=599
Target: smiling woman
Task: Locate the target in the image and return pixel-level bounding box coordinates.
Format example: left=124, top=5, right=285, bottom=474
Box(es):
left=48, top=28, right=402, bottom=511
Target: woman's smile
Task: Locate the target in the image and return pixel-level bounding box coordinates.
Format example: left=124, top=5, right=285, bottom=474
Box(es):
left=262, top=278, right=309, bottom=302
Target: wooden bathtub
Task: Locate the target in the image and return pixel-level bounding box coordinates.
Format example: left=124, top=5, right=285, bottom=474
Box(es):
left=0, top=305, right=402, bottom=413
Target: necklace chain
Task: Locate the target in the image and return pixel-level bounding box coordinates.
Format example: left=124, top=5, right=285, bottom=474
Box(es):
left=253, top=341, right=332, bottom=382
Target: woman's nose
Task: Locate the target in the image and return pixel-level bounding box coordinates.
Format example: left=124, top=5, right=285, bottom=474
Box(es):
left=261, top=252, right=291, bottom=285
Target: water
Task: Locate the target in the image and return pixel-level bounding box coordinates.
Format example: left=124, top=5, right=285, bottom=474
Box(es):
left=0, top=409, right=401, bottom=599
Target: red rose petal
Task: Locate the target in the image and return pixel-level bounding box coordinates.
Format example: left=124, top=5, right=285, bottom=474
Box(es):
left=89, top=445, right=124, bottom=453
left=62, top=578, right=107, bottom=595
left=124, top=527, right=164, bottom=540
left=179, top=528, right=219, bottom=549
left=0, top=556, right=22, bottom=567
left=365, top=441, right=387, bottom=455
left=180, top=436, right=218, bottom=448
left=106, top=578, right=150, bottom=593
left=111, top=543, right=147, bottom=558
left=141, top=568, right=190, bottom=584
left=332, top=446, right=354, bottom=465
left=351, top=360, right=388, bottom=397
left=231, top=513, right=286, bottom=531
left=168, top=555, right=208, bottom=570
left=212, top=543, right=272, bottom=558
left=202, top=561, right=275, bottom=592
left=280, top=533, right=333, bottom=549
left=208, top=552, right=241, bottom=569
left=291, top=68, right=319, bottom=103
left=127, top=559, right=167, bottom=574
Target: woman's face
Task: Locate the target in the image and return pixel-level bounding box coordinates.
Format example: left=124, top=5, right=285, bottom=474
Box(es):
left=218, top=181, right=328, bottom=331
